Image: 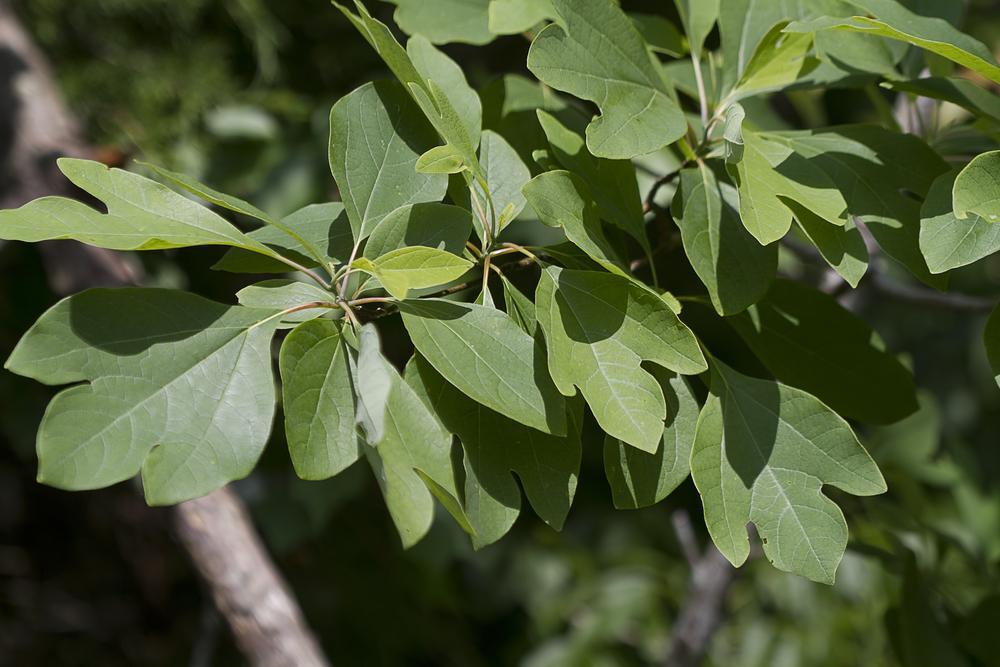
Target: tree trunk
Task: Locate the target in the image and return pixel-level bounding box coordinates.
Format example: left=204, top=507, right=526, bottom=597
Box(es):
left=0, top=5, right=330, bottom=665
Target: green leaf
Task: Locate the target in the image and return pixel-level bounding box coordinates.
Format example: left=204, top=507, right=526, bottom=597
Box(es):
left=754, top=126, right=949, bottom=285
left=408, top=355, right=581, bottom=548
left=329, top=80, right=447, bottom=240
left=382, top=0, right=492, bottom=45
left=691, top=360, right=886, bottom=584
left=673, top=0, right=719, bottom=59
left=236, top=280, right=337, bottom=327
left=353, top=324, right=395, bottom=445
left=787, top=0, right=1000, bottom=86
left=920, top=171, right=1000, bottom=274
left=4, top=289, right=281, bottom=505
left=723, top=103, right=746, bottom=163
left=987, top=306, right=1000, bottom=389
left=536, top=111, right=650, bottom=254
left=138, top=161, right=273, bottom=222
left=333, top=2, right=483, bottom=178
left=416, top=145, right=466, bottom=174
left=728, top=280, right=917, bottom=424
left=630, top=13, right=687, bottom=58
left=475, top=130, right=531, bottom=237
left=352, top=247, right=472, bottom=299
left=400, top=299, right=568, bottom=435
left=279, top=320, right=361, bottom=480
left=730, top=22, right=818, bottom=100
left=214, top=203, right=353, bottom=274
left=953, top=150, right=1000, bottom=222
left=536, top=267, right=707, bottom=453
left=363, top=202, right=473, bottom=260
left=523, top=170, right=629, bottom=276
left=789, top=201, right=869, bottom=287
left=0, top=158, right=282, bottom=260
left=407, top=35, right=483, bottom=151
left=603, top=369, right=698, bottom=509
left=730, top=129, right=848, bottom=245
left=501, top=275, right=537, bottom=336
left=363, top=357, right=469, bottom=548
left=488, top=0, right=554, bottom=34
left=526, top=0, right=686, bottom=159
left=673, top=164, right=776, bottom=315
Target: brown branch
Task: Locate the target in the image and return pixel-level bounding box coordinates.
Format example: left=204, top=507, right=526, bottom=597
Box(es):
left=0, top=5, right=329, bottom=665
left=664, top=510, right=739, bottom=667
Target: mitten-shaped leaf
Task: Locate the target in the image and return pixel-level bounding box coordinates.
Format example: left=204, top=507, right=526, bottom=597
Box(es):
left=536, top=267, right=706, bottom=452
left=691, top=360, right=886, bottom=584
left=5, top=289, right=282, bottom=505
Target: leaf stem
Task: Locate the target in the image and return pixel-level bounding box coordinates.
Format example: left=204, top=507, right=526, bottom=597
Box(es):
left=338, top=237, right=363, bottom=299
left=692, top=58, right=710, bottom=127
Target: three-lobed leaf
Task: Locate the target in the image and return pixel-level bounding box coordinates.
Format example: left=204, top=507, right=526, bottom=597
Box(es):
left=691, top=360, right=886, bottom=584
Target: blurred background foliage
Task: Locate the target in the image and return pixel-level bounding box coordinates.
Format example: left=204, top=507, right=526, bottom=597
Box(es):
left=1, top=0, right=999, bottom=665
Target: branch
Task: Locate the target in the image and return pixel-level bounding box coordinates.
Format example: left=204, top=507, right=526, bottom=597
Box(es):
left=664, top=510, right=739, bottom=667
left=0, top=6, right=329, bottom=666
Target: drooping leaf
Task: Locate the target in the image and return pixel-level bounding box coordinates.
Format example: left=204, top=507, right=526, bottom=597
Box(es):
left=363, top=202, right=473, bottom=260
left=279, top=319, right=361, bottom=480
left=536, top=267, right=707, bottom=453
left=523, top=170, right=629, bottom=276
left=691, top=359, right=886, bottom=584
left=408, top=355, right=581, bottom=548
left=723, top=103, right=746, bottom=163
left=673, top=0, right=719, bottom=59
left=0, top=158, right=286, bottom=261
left=352, top=247, right=473, bottom=299
left=788, top=200, right=869, bottom=287
left=382, top=0, right=492, bottom=45
left=488, top=0, right=554, bottom=35
left=728, top=280, right=917, bottom=424
left=526, top=0, right=686, bottom=159
left=673, top=163, right=777, bottom=315
left=953, top=151, right=1000, bottom=222
left=329, top=80, right=447, bottom=240
left=4, top=289, right=281, bottom=505
left=920, top=171, right=1000, bottom=274
left=236, top=280, right=337, bottom=327
left=604, top=369, right=698, bottom=509
left=362, top=355, right=470, bottom=548
left=400, top=299, right=568, bottom=435
left=788, top=0, right=1000, bottom=86
left=536, top=111, right=649, bottom=254
left=214, top=203, right=353, bottom=274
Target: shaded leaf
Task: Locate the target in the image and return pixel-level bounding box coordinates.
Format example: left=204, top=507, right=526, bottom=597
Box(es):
left=536, top=267, right=707, bottom=453
left=363, top=202, right=472, bottom=260
left=673, top=163, right=776, bottom=315
left=691, top=360, right=886, bottom=584
left=604, top=369, right=698, bottom=509
left=527, top=0, right=686, bottom=159
left=4, top=289, right=280, bottom=505
left=329, top=80, right=447, bottom=240
left=673, top=0, right=719, bottom=59
left=728, top=280, right=917, bottom=424
left=789, top=201, right=868, bottom=287
left=280, top=320, right=361, bottom=479
left=236, top=280, right=337, bottom=327
left=953, top=150, right=1000, bottom=222
left=400, top=299, right=568, bottom=435
left=488, top=0, right=554, bottom=35
left=382, top=0, right=492, bottom=45
left=408, top=355, right=581, bottom=548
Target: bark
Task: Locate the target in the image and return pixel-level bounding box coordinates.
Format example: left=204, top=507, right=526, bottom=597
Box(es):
left=0, top=5, right=330, bottom=665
